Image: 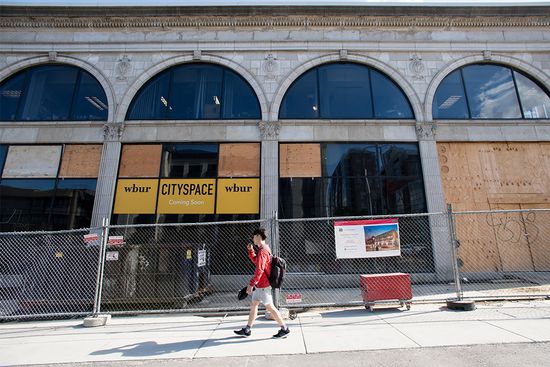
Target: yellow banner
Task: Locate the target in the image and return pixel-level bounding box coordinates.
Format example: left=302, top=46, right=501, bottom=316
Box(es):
left=216, top=178, right=260, bottom=214
left=113, top=179, right=158, bottom=214
left=157, top=179, right=216, bottom=214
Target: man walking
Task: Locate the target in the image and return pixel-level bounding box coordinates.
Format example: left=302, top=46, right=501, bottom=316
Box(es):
left=234, top=228, right=290, bottom=338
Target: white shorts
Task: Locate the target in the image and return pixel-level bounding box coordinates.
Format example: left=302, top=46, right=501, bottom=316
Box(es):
left=251, top=286, right=273, bottom=305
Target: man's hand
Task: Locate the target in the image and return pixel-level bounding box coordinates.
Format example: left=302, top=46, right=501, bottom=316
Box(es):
left=247, top=243, right=254, bottom=251
left=246, top=285, right=253, bottom=294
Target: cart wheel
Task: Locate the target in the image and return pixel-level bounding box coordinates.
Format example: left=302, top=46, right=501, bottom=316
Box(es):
left=406, top=303, right=411, bottom=310
left=368, top=305, right=374, bottom=312
left=289, top=311, right=297, bottom=320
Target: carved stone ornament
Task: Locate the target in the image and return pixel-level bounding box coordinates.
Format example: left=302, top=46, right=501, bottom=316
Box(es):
left=415, top=123, right=437, bottom=141
left=259, top=121, right=281, bottom=141
left=193, top=50, right=202, bottom=60
left=103, top=124, right=124, bottom=141
left=116, top=55, right=132, bottom=81
left=483, top=50, right=492, bottom=60
left=409, top=54, right=425, bottom=80
left=339, top=49, right=348, bottom=60
left=263, top=53, right=278, bottom=80
left=48, top=51, right=57, bottom=61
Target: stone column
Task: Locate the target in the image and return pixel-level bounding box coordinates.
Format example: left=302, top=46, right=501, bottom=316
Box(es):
left=90, top=124, right=124, bottom=228
left=416, top=122, right=454, bottom=281
left=259, top=121, right=281, bottom=225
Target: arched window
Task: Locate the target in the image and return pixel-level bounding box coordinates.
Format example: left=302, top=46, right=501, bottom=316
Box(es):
left=433, top=63, right=550, bottom=119
left=126, top=63, right=261, bottom=120
left=0, top=65, right=108, bottom=121
left=279, top=63, right=414, bottom=119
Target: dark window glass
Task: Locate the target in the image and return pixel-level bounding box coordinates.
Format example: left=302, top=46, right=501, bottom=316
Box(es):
left=51, top=179, right=97, bottom=230
left=326, top=177, right=383, bottom=217
left=323, top=143, right=378, bottom=177
left=279, top=178, right=326, bottom=219
left=169, top=65, right=223, bottom=119
left=318, top=64, right=372, bottom=119
left=371, top=70, right=413, bottom=119
left=18, top=65, right=79, bottom=121
left=126, top=63, right=260, bottom=120
left=222, top=70, right=261, bottom=119
left=0, top=145, right=7, bottom=174
left=127, top=70, right=171, bottom=120
left=71, top=72, right=108, bottom=120
left=0, top=65, right=108, bottom=122
left=161, top=143, right=218, bottom=178
left=280, top=63, right=414, bottom=120
left=0, top=72, right=26, bottom=121
left=462, top=64, right=522, bottom=119
left=432, top=70, right=469, bottom=119
left=514, top=71, right=550, bottom=119
left=278, top=69, right=319, bottom=119
left=0, top=179, right=55, bottom=231
left=279, top=142, right=426, bottom=219
left=383, top=177, right=427, bottom=214
left=379, top=144, right=422, bottom=177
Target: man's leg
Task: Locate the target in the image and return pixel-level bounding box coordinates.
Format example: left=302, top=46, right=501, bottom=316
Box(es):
left=247, top=300, right=261, bottom=327
left=234, top=300, right=261, bottom=337
left=265, top=303, right=285, bottom=327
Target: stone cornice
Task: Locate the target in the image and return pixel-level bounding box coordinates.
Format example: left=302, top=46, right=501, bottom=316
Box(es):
left=1, top=15, right=549, bottom=29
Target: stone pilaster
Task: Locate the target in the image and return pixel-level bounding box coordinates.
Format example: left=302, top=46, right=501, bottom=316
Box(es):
left=259, top=121, right=281, bottom=227
left=90, top=124, right=124, bottom=227
left=416, top=122, right=454, bottom=281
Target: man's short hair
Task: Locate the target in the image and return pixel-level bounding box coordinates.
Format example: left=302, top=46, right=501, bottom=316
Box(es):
left=253, top=228, right=266, bottom=240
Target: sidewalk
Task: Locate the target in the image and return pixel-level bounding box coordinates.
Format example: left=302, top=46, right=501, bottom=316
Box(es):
left=1, top=300, right=550, bottom=366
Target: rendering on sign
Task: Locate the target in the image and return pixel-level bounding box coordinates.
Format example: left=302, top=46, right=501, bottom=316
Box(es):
left=334, top=219, right=401, bottom=259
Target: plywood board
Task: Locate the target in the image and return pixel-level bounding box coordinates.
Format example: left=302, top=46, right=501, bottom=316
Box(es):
left=280, top=143, right=321, bottom=178
left=118, top=145, right=162, bottom=178
left=520, top=203, right=550, bottom=271
left=2, top=145, right=62, bottom=178
left=218, top=143, right=260, bottom=177
left=59, top=145, right=102, bottom=178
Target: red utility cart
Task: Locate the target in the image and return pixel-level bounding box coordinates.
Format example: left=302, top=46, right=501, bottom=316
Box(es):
left=360, top=273, right=412, bottom=312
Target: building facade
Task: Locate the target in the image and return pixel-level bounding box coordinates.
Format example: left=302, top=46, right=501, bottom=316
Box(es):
left=1, top=2, right=550, bottom=279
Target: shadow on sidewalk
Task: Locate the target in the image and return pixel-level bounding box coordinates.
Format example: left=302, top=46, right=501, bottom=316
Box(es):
left=89, top=336, right=266, bottom=357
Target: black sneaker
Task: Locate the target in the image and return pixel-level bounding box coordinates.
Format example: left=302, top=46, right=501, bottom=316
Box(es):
left=234, top=327, right=251, bottom=337
left=273, top=327, right=290, bottom=338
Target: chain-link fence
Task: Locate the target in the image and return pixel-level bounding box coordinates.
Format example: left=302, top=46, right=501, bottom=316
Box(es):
left=452, top=208, right=550, bottom=300
left=0, top=228, right=100, bottom=320
left=2, top=209, right=550, bottom=321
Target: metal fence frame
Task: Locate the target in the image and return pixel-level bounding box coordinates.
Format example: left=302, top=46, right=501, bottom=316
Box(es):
left=2, top=208, right=550, bottom=321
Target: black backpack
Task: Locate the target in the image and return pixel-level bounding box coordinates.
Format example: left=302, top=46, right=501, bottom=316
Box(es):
left=268, top=255, right=286, bottom=289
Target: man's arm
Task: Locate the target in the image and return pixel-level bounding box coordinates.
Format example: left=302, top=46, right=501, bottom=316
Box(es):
left=249, top=250, right=268, bottom=287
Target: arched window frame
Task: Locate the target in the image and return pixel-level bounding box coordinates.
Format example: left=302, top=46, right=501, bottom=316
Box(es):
left=432, top=62, right=550, bottom=120
left=278, top=62, right=415, bottom=120
left=0, top=64, right=108, bottom=122
left=125, top=62, right=262, bottom=121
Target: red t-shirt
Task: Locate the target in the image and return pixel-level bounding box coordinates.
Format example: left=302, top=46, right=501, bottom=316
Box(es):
left=248, top=244, right=272, bottom=288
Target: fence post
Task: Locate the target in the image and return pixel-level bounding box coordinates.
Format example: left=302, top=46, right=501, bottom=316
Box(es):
left=271, top=211, right=281, bottom=309
left=447, top=204, right=463, bottom=301
left=92, top=217, right=109, bottom=316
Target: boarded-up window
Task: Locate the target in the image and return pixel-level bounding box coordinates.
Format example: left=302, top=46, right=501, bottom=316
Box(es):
left=280, top=143, right=321, bottom=178
left=59, top=145, right=102, bottom=178
left=2, top=145, right=62, bottom=178
left=218, top=143, right=260, bottom=177
left=118, top=145, right=162, bottom=178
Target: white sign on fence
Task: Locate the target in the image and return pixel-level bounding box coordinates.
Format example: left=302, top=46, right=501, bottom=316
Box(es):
left=83, top=233, right=98, bottom=243
left=286, top=293, right=302, bottom=303
left=108, top=236, right=124, bottom=246
left=106, top=251, right=119, bottom=261
left=198, top=249, right=206, bottom=267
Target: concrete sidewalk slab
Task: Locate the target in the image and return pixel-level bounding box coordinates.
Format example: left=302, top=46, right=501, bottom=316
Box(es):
left=1, top=300, right=550, bottom=366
